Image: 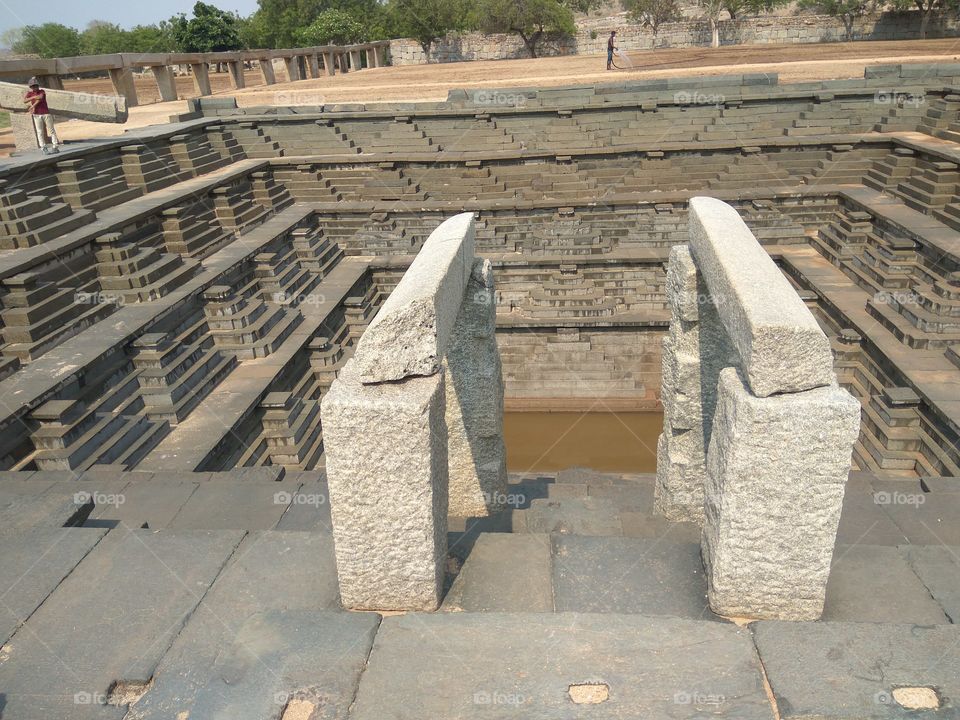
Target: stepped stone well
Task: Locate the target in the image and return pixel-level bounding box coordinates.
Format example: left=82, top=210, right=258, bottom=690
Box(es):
left=657, top=196, right=861, bottom=621
left=320, top=212, right=508, bottom=611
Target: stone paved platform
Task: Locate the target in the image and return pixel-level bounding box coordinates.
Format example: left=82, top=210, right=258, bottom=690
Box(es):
left=0, top=467, right=955, bottom=718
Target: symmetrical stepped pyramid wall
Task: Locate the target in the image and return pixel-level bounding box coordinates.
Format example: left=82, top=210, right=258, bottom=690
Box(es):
left=0, top=63, right=959, bottom=476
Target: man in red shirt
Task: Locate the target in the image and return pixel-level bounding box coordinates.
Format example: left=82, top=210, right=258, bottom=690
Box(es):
left=23, top=77, right=60, bottom=154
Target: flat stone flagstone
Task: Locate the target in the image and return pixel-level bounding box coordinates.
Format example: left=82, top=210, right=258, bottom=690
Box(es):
left=0, top=527, right=107, bottom=644
left=0, top=527, right=244, bottom=720
left=754, top=621, right=960, bottom=719
left=349, top=613, right=772, bottom=719
left=129, top=531, right=345, bottom=719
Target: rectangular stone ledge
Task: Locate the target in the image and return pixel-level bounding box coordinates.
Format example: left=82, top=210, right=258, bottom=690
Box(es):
left=351, top=212, right=475, bottom=383
left=688, top=196, right=835, bottom=397
left=320, top=362, right=448, bottom=611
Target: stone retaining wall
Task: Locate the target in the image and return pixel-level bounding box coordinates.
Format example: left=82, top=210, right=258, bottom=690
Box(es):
left=389, top=11, right=960, bottom=64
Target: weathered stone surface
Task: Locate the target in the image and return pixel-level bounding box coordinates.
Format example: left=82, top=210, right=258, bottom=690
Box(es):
left=167, top=477, right=303, bottom=530
left=519, top=496, right=623, bottom=536
left=321, top=360, right=448, bottom=610
left=352, top=212, right=475, bottom=383
left=656, top=245, right=737, bottom=524
left=902, top=545, right=960, bottom=623
left=754, top=621, right=960, bottom=719
left=688, top=196, right=834, bottom=397
left=552, top=535, right=716, bottom=619
left=351, top=613, right=771, bottom=719
left=0, top=528, right=243, bottom=720
left=130, top=531, right=343, bottom=719
left=702, top=367, right=860, bottom=620
left=823, top=545, right=949, bottom=624
left=445, top=258, right=507, bottom=517
left=0, top=527, right=107, bottom=644
left=443, top=533, right=552, bottom=612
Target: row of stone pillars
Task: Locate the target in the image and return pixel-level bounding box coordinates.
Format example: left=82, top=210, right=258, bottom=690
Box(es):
left=320, top=213, right=508, bottom=611
left=656, top=197, right=861, bottom=621
left=16, top=43, right=390, bottom=108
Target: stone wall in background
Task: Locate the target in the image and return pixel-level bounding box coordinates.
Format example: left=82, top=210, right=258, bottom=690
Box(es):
left=388, top=11, right=960, bottom=65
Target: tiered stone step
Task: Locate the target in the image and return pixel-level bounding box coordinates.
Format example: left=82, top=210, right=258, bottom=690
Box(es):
left=0, top=179, right=92, bottom=249
left=891, top=158, right=960, bottom=213
left=161, top=202, right=233, bottom=259
left=0, top=272, right=116, bottom=362
left=336, top=118, right=436, bottom=154
left=250, top=169, right=294, bottom=212
left=863, top=148, right=917, bottom=192
left=202, top=285, right=303, bottom=359
left=120, top=143, right=185, bottom=193
left=521, top=265, right=617, bottom=318
left=258, top=391, right=324, bottom=469
left=132, top=332, right=237, bottom=425
left=168, top=132, right=230, bottom=176
left=211, top=180, right=271, bottom=231
left=805, top=146, right=889, bottom=185
left=418, top=118, right=522, bottom=152
left=918, top=93, right=960, bottom=142
left=811, top=209, right=873, bottom=264
left=55, top=157, right=140, bottom=212
left=268, top=119, right=359, bottom=156
left=94, top=233, right=199, bottom=303
left=229, top=121, right=282, bottom=157
left=274, top=164, right=343, bottom=201
left=204, top=124, right=247, bottom=163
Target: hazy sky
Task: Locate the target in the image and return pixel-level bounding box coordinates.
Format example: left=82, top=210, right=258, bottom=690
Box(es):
left=0, top=0, right=261, bottom=37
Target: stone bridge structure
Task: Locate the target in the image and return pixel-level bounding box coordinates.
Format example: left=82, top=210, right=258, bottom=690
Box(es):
left=0, top=41, right=390, bottom=107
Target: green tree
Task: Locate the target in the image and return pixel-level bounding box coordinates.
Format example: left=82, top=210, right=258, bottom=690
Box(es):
left=298, top=8, right=366, bottom=44
left=471, top=0, right=576, bottom=58
left=7, top=23, right=81, bottom=58
left=623, top=0, right=682, bottom=42
left=170, top=1, right=242, bottom=52
left=387, top=0, right=465, bottom=58
left=236, top=11, right=272, bottom=48
left=255, top=0, right=384, bottom=47
left=80, top=20, right=128, bottom=55
left=125, top=23, right=177, bottom=53
left=797, top=0, right=874, bottom=39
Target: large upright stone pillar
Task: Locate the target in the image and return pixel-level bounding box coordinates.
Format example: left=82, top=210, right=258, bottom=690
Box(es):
left=259, top=58, right=276, bottom=85
left=282, top=56, right=300, bottom=82
left=226, top=60, right=245, bottom=89
left=151, top=65, right=178, bottom=102
left=444, top=258, right=508, bottom=517
left=306, top=54, right=320, bottom=79
left=190, top=62, right=212, bottom=96
left=321, top=363, right=448, bottom=611
left=108, top=67, right=138, bottom=107
left=655, top=245, right=735, bottom=523
left=701, top=368, right=859, bottom=620
left=323, top=52, right=336, bottom=76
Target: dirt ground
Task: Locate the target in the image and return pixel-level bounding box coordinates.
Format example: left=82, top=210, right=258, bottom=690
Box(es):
left=8, top=38, right=960, bottom=150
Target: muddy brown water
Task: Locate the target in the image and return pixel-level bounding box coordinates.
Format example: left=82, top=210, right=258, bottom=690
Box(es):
left=503, top=411, right=662, bottom=474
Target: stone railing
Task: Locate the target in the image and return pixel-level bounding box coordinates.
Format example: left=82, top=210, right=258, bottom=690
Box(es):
left=320, top=213, right=507, bottom=611
left=656, top=197, right=861, bottom=621
left=0, top=42, right=391, bottom=107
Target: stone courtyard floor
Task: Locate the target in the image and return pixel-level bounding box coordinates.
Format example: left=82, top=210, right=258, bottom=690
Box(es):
left=0, top=467, right=957, bottom=718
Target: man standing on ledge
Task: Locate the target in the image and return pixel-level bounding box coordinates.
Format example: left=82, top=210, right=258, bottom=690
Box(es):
left=24, top=77, right=60, bottom=154
left=607, top=31, right=618, bottom=71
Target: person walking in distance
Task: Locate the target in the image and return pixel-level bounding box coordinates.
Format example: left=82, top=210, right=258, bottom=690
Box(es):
left=607, top=31, right=618, bottom=71
left=24, top=77, right=60, bottom=154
